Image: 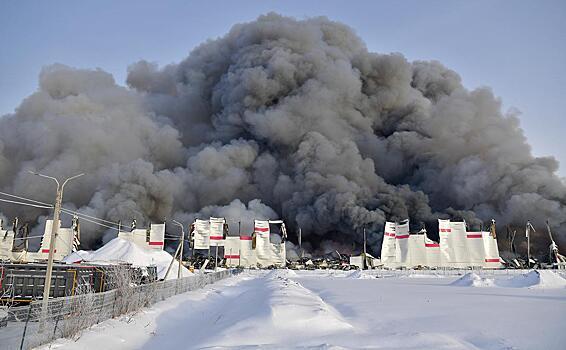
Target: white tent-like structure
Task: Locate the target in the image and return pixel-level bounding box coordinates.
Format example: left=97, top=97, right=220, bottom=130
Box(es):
left=239, top=234, right=256, bottom=267
left=394, top=220, right=410, bottom=265
left=424, top=234, right=441, bottom=267
left=36, top=219, right=77, bottom=261
left=483, top=231, right=503, bottom=268
left=117, top=222, right=165, bottom=251
left=209, top=217, right=226, bottom=247
left=0, top=223, right=18, bottom=261
left=266, top=220, right=287, bottom=266
left=407, top=233, right=427, bottom=268
left=192, top=219, right=211, bottom=250
left=381, top=219, right=503, bottom=269
left=190, top=217, right=287, bottom=268
left=466, top=231, right=486, bottom=267
left=254, top=220, right=272, bottom=266
left=450, top=221, right=470, bottom=268
left=253, top=220, right=287, bottom=268
left=380, top=222, right=397, bottom=268
left=223, top=236, right=240, bottom=267
left=0, top=218, right=81, bottom=262
left=438, top=219, right=455, bottom=267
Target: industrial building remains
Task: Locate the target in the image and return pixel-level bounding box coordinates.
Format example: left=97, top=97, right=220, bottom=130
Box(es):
left=380, top=219, right=502, bottom=269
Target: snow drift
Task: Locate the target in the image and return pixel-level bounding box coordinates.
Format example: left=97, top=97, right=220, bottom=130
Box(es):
left=451, top=273, right=496, bottom=287
left=346, top=270, right=374, bottom=279
left=502, top=270, right=566, bottom=289
left=264, top=269, right=298, bottom=279
left=1, top=13, right=565, bottom=256
left=452, top=270, right=566, bottom=289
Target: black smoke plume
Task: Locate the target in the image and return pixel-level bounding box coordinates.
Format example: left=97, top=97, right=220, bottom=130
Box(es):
left=0, top=14, right=564, bottom=258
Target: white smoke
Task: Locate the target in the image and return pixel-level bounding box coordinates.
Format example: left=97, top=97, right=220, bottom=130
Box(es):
left=0, top=13, right=564, bottom=256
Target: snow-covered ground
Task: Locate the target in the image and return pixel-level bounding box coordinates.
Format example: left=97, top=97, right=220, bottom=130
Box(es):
left=39, top=269, right=566, bottom=350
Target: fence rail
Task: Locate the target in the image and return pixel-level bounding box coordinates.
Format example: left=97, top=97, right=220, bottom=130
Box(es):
left=0, top=269, right=240, bottom=350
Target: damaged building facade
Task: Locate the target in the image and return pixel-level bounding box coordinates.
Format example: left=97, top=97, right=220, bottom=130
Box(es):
left=381, top=219, right=503, bottom=269
left=192, top=218, right=287, bottom=268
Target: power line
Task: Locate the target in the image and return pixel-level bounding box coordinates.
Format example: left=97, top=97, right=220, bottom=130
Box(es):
left=0, top=191, right=181, bottom=242
left=0, top=190, right=130, bottom=230
left=11, top=235, right=46, bottom=240
left=0, top=191, right=53, bottom=207
left=60, top=210, right=121, bottom=232
left=60, top=208, right=133, bottom=230
left=0, top=198, right=53, bottom=209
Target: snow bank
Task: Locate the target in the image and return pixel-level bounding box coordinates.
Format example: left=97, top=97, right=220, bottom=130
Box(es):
left=265, top=269, right=298, bottom=279
left=213, top=272, right=352, bottom=344
left=263, top=276, right=353, bottom=335
left=501, top=270, right=566, bottom=289
left=452, top=270, right=566, bottom=289
left=400, top=273, right=445, bottom=279
left=346, top=270, right=374, bottom=279
left=451, top=273, right=495, bottom=287
left=63, top=237, right=191, bottom=280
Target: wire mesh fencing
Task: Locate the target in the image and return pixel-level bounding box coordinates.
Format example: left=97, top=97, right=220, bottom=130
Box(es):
left=0, top=269, right=240, bottom=350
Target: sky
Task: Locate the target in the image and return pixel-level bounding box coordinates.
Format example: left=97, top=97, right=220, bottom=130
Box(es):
left=1, top=0, right=565, bottom=174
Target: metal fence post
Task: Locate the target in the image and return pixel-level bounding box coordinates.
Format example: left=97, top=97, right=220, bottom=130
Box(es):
left=97, top=293, right=105, bottom=324
left=52, top=300, right=64, bottom=341
left=19, top=304, right=33, bottom=350
left=111, top=291, right=117, bottom=318
left=137, top=287, right=143, bottom=308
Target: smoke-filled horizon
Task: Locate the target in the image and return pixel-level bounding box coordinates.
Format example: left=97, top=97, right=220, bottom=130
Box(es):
left=0, top=13, right=564, bottom=257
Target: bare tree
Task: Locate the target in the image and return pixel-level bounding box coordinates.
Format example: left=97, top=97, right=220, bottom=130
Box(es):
left=58, top=282, right=98, bottom=341
left=105, top=265, right=157, bottom=323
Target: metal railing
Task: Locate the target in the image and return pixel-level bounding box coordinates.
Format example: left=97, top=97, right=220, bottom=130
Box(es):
left=0, top=269, right=240, bottom=350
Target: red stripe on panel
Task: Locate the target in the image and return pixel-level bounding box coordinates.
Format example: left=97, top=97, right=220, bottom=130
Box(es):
left=210, top=236, right=223, bottom=240
left=425, top=243, right=440, bottom=247
left=396, top=235, right=409, bottom=239
left=485, top=258, right=500, bottom=262
left=466, top=234, right=483, bottom=238
left=148, top=241, right=164, bottom=246
left=240, top=236, right=252, bottom=240
left=224, top=255, right=240, bottom=259
left=254, top=227, right=269, bottom=232
left=41, top=249, right=57, bottom=253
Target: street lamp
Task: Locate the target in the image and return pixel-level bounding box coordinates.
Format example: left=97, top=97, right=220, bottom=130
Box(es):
left=164, top=220, right=186, bottom=280
left=172, top=220, right=185, bottom=279
left=29, top=171, right=84, bottom=329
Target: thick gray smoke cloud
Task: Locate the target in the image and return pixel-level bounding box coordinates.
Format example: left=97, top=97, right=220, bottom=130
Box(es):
left=0, top=13, right=565, bottom=256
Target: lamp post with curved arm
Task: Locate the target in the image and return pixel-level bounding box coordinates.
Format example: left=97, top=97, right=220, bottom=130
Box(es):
left=29, top=171, right=84, bottom=330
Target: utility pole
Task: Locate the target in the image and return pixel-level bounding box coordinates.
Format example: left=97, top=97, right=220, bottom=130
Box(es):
left=526, top=221, right=534, bottom=269
left=215, top=245, right=219, bottom=271
left=188, top=222, right=195, bottom=264
left=298, top=227, right=303, bottom=261
left=363, top=226, right=367, bottom=255
left=164, top=238, right=181, bottom=280
left=363, top=226, right=367, bottom=270
left=30, top=171, right=84, bottom=330
left=165, top=220, right=185, bottom=280
left=172, top=220, right=185, bottom=279
left=527, top=224, right=531, bottom=268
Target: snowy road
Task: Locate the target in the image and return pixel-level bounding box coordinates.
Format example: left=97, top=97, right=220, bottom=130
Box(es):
left=40, top=270, right=566, bottom=350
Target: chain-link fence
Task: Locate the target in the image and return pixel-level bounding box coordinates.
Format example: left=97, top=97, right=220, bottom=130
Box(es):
left=0, top=269, right=240, bottom=350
